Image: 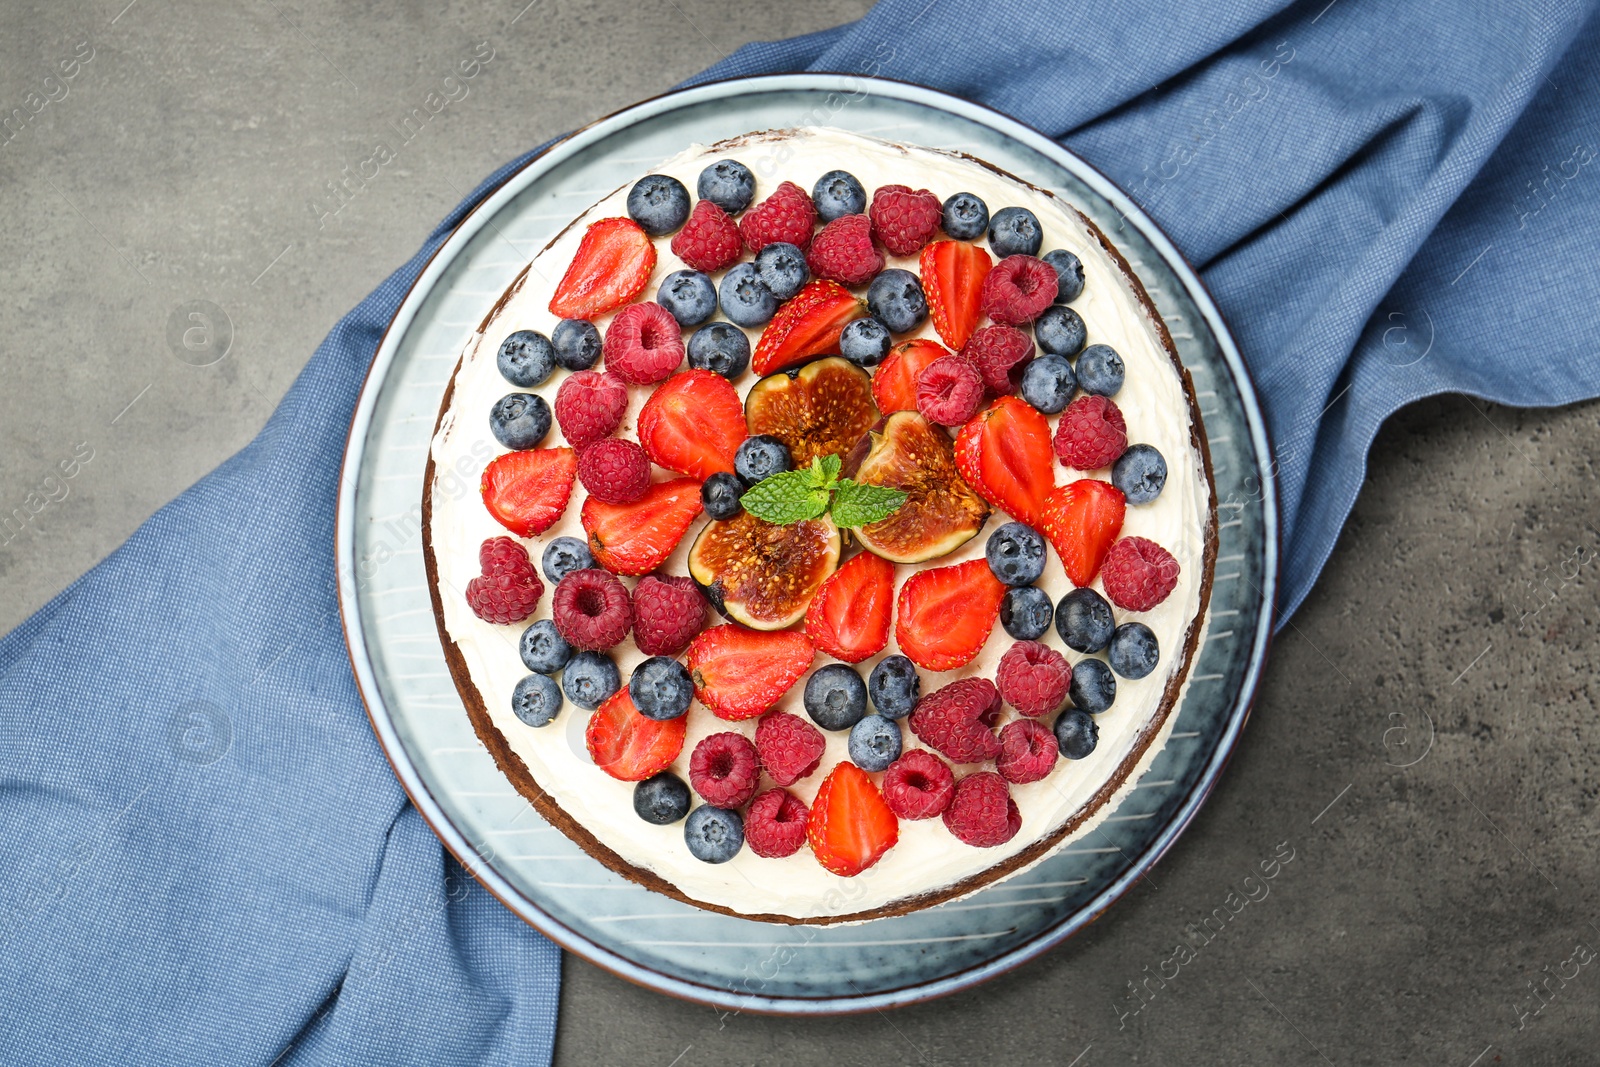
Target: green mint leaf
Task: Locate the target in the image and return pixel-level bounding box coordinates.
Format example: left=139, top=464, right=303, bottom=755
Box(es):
left=819, top=453, right=842, bottom=483
left=741, top=470, right=831, bottom=525
left=804, top=453, right=842, bottom=491
left=830, top=480, right=908, bottom=528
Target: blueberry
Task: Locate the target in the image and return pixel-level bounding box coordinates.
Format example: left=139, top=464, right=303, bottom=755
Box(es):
left=867, top=655, right=920, bottom=719
left=628, top=656, right=693, bottom=721
left=812, top=169, right=866, bottom=221
left=804, top=663, right=867, bottom=731
left=734, top=434, right=792, bottom=486
left=754, top=241, right=809, bottom=301
left=497, top=330, right=555, bottom=388
left=686, top=322, right=750, bottom=380
left=562, top=650, right=619, bottom=710
left=519, top=619, right=573, bottom=675
left=986, top=521, right=1047, bottom=586
left=848, top=715, right=902, bottom=772
left=1069, top=658, right=1117, bottom=713
left=866, top=269, right=928, bottom=333
left=1054, top=707, right=1099, bottom=759
left=697, top=159, right=754, bottom=215
left=626, top=174, right=690, bottom=236
left=1001, top=586, right=1054, bottom=640
left=719, top=263, right=778, bottom=328
left=1042, top=249, right=1085, bottom=304
left=511, top=673, right=562, bottom=727
left=684, top=805, right=743, bottom=863
left=701, top=471, right=744, bottom=520
left=1076, top=343, right=1125, bottom=396
left=1056, top=588, right=1116, bottom=653
left=988, top=206, right=1043, bottom=257
left=1019, top=353, right=1077, bottom=414
left=1113, top=444, right=1167, bottom=505
left=942, top=191, right=989, bottom=240
left=1035, top=306, right=1086, bottom=356
left=657, top=270, right=718, bottom=327
left=552, top=319, right=602, bottom=371
left=489, top=392, right=551, bottom=450
left=541, top=536, right=593, bottom=584
left=839, top=317, right=892, bottom=367
left=634, top=771, right=692, bottom=825
left=1108, top=622, right=1160, bottom=679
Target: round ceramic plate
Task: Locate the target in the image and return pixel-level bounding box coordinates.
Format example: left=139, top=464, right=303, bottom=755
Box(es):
left=336, top=74, right=1277, bottom=1013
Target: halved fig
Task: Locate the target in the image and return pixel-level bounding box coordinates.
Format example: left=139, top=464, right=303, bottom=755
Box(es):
left=687, top=511, right=842, bottom=630
left=852, top=411, right=990, bottom=564
left=744, top=356, right=879, bottom=469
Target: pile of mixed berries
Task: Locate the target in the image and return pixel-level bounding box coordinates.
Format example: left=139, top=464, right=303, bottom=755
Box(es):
left=463, top=154, right=1183, bottom=876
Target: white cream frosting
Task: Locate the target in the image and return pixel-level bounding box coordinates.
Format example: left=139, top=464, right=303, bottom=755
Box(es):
left=428, top=128, right=1213, bottom=922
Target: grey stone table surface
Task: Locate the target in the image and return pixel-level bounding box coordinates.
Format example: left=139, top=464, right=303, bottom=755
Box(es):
left=2, top=1, right=1595, bottom=1063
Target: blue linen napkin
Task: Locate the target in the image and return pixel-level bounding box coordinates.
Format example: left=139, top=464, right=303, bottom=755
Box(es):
left=5, top=1, right=1599, bottom=1061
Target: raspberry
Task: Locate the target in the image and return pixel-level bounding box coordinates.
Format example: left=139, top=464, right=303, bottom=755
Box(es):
left=576, top=438, right=651, bottom=505
left=1100, top=536, right=1181, bottom=611
left=555, top=370, right=627, bottom=448
left=980, top=255, right=1059, bottom=325
left=916, top=354, right=985, bottom=426
left=551, top=568, right=633, bottom=650
left=943, top=771, right=1021, bottom=847
left=688, top=731, right=760, bottom=808
left=908, top=677, right=1002, bottom=764
left=754, top=711, right=825, bottom=786
left=995, top=640, right=1072, bottom=718
left=1054, top=395, right=1128, bottom=470
left=740, top=181, right=816, bottom=252
left=868, top=184, right=941, bottom=256
left=631, top=575, right=706, bottom=656
left=464, top=537, right=543, bottom=624
left=805, top=214, right=883, bottom=286
left=744, top=788, right=809, bottom=858
left=603, top=302, right=683, bottom=385
left=881, top=749, right=956, bottom=820
left=961, top=324, right=1035, bottom=395
left=671, top=199, right=744, bottom=273
left=996, top=719, right=1058, bottom=784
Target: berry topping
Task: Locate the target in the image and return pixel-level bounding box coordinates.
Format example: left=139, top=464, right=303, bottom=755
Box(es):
left=943, top=771, right=1021, bottom=847
left=751, top=279, right=866, bottom=376
left=839, top=317, right=892, bottom=366
left=1100, top=536, right=1181, bottom=611
left=689, top=731, right=761, bottom=808
left=916, top=354, right=985, bottom=426
left=498, top=330, right=555, bottom=388
left=961, top=323, right=1036, bottom=395
left=996, top=718, right=1059, bottom=784
left=987, top=206, right=1043, bottom=258
left=733, top=434, right=793, bottom=486
left=697, top=159, right=755, bottom=214
left=848, top=715, right=903, bottom=772
left=656, top=269, right=718, bottom=327
left=807, top=762, right=899, bottom=877
left=740, top=180, right=816, bottom=252
left=804, top=550, right=895, bottom=663
left=1055, top=395, right=1128, bottom=470
left=1042, top=248, right=1085, bottom=303
left=551, top=568, right=633, bottom=651
left=541, top=536, right=594, bottom=584
left=686, top=625, right=815, bottom=721
left=1112, top=443, right=1167, bottom=505
left=581, top=477, right=704, bottom=575
left=920, top=239, right=992, bottom=350
left=868, top=654, right=921, bottom=719
left=719, top=262, right=779, bottom=327
left=577, top=438, right=651, bottom=505
left=602, top=301, right=684, bottom=385
left=1019, top=353, right=1077, bottom=414
left=755, top=711, right=825, bottom=786
left=549, top=217, right=656, bottom=319
left=586, top=686, right=686, bottom=781
left=684, top=806, right=744, bottom=863
left=941, top=191, right=990, bottom=241
left=700, top=472, right=744, bottom=521
left=1055, top=707, right=1099, bottom=758
left=754, top=241, right=810, bottom=301
left=871, top=338, right=950, bottom=414
left=986, top=521, right=1047, bottom=586
left=489, top=392, right=552, bottom=450
left=882, top=749, right=956, bottom=820
left=867, top=268, right=928, bottom=333
left=511, top=673, right=562, bottom=728
left=1034, top=305, right=1087, bottom=357
left=629, top=656, right=694, bottom=721
left=868, top=184, right=941, bottom=256
left=996, top=640, right=1072, bottom=718
left=1109, top=621, right=1160, bottom=679
left=812, top=169, right=867, bottom=221
left=804, top=663, right=869, bottom=732
left=979, top=254, right=1058, bottom=326
left=519, top=619, right=573, bottom=675
left=554, top=370, right=627, bottom=449
left=1076, top=343, right=1125, bottom=396
left=745, top=789, right=810, bottom=858
left=671, top=199, right=744, bottom=273
left=634, top=771, right=691, bottom=825
left=630, top=574, right=708, bottom=657
left=1055, top=586, right=1116, bottom=652
left=1068, top=658, right=1117, bottom=714
left=637, top=369, right=747, bottom=480
left=896, top=558, right=1006, bottom=672
left=626, top=173, right=691, bottom=236
left=1040, top=479, right=1126, bottom=587
left=908, top=676, right=1003, bottom=763
left=806, top=214, right=884, bottom=286
left=481, top=447, right=577, bottom=537
left=686, top=322, right=751, bottom=380
left=1001, top=586, right=1054, bottom=641
left=562, top=650, right=620, bottom=710
left=552, top=319, right=603, bottom=371
left=954, top=395, right=1055, bottom=526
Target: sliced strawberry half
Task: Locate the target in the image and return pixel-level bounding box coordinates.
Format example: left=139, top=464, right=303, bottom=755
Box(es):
left=894, top=558, right=1005, bottom=671
left=921, top=239, right=992, bottom=350
left=581, top=477, right=703, bottom=576
left=1040, top=478, right=1127, bottom=587
left=480, top=447, right=577, bottom=537
left=685, top=625, right=814, bottom=721
left=804, top=551, right=895, bottom=663
left=586, top=687, right=687, bottom=781
left=807, top=761, right=899, bottom=877
left=751, top=280, right=865, bottom=376
left=549, top=217, right=656, bottom=320
left=637, top=369, right=747, bottom=480
left=871, top=338, right=950, bottom=415
left=954, top=396, right=1055, bottom=527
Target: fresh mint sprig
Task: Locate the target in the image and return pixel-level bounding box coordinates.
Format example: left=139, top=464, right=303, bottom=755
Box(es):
left=739, top=454, right=907, bottom=529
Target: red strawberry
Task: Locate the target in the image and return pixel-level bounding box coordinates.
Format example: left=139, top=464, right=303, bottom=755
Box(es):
left=953, top=396, right=1054, bottom=526
left=804, top=551, right=895, bottom=663
left=480, top=447, right=577, bottom=537
left=636, top=369, right=747, bottom=480
left=751, top=280, right=866, bottom=376
left=807, top=761, right=899, bottom=877
left=740, top=180, right=817, bottom=252
left=585, top=687, right=686, bottom=782
left=581, top=477, right=703, bottom=576
left=671, top=199, right=743, bottom=273
left=868, top=185, right=941, bottom=256
left=920, top=240, right=992, bottom=349
left=1039, top=478, right=1126, bottom=587
left=548, top=217, right=656, bottom=319
left=685, top=625, right=814, bottom=721
left=806, top=214, right=883, bottom=286
left=872, top=338, right=950, bottom=414
left=894, top=558, right=1005, bottom=671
